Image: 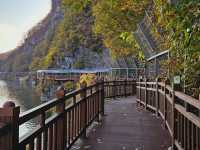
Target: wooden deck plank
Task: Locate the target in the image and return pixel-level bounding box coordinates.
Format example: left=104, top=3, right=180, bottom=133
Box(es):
left=71, top=97, right=171, bottom=150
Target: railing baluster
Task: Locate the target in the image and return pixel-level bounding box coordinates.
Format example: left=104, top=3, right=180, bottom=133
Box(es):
left=36, top=134, right=41, bottom=150
left=67, top=111, right=71, bottom=147
left=140, top=79, right=142, bottom=104
left=74, top=105, right=77, bottom=137
left=187, top=121, right=191, bottom=150
left=182, top=115, right=184, bottom=148
left=191, top=123, right=194, bottom=150
left=197, top=127, right=200, bottom=150
left=183, top=117, right=186, bottom=149
left=48, top=126, right=53, bottom=150
left=101, top=81, right=105, bottom=116
left=156, top=79, right=159, bottom=116
left=145, top=78, right=147, bottom=110
left=164, top=81, right=167, bottom=128
left=172, top=84, right=176, bottom=150
left=72, top=107, right=75, bottom=140
left=53, top=123, right=57, bottom=150
left=29, top=141, right=34, bottom=150
left=82, top=99, right=87, bottom=138
left=78, top=103, right=81, bottom=134
left=124, top=79, right=127, bottom=97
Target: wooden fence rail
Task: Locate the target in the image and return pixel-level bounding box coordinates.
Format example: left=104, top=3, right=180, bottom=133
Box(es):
left=136, top=79, right=200, bottom=150
left=0, top=80, right=136, bottom=150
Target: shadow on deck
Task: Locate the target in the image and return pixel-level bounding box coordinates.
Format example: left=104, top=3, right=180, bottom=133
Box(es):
left=72, top=96, right=171, bottom=150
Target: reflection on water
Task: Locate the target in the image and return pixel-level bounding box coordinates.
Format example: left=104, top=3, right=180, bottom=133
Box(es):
left=0, top=80, right=42, bottom=137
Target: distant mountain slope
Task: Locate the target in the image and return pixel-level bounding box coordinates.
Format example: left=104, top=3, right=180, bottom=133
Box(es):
left=0, top=0, right=63, bottom=72
left=0, top=0, right=138, bottom=72
left=0, top=51, right=12, bottom=60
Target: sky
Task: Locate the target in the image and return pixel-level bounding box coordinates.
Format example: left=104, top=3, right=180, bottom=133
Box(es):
left=0, top=0, right=51, bottom=53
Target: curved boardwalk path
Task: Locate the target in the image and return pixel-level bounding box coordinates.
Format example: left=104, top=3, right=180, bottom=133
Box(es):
left=72, top=97, right=171, bottom=150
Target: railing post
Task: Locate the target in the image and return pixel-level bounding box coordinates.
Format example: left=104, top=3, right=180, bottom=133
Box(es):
left=124, top=79, right=127, bottom=97
left=101, top=80, right=105, bottom=116
left=199, top=95, right=200, bottom=117
left=80, top=82, right=87, bottom=138
left=96, top=82, right=101, bottom=122
left=145, top=78, right=147, bottom=110
left=113, top=81, right=116, bottom=98
left=155, top=78, right=159, bottom=116
left=132, top=80, right=135, bottom=96
left=164, top=80, right=167, bottom=129
left=55, top=87, right=66, bottom=150
left=84, top=87, right=87, bottom=138
left=0, top=101, right=20, bottom=150
left=139, top=78, right=141, bottom=104
left=172, top=84, right=176, bottom=150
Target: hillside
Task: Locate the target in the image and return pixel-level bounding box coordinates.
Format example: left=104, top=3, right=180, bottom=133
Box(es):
left=0, top=0, right=140, bottom=72
left=3, top=0, right=198, bottom=74
left=0, top=0, right=63, bottom=72
left=0, top=51, right=11, bottom=60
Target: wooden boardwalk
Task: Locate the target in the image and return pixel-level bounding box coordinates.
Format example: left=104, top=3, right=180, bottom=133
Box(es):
left=72, top=96, right=171, bottom=150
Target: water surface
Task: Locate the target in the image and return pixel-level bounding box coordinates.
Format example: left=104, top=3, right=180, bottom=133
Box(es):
left=0, top=80, right=41, bottom=137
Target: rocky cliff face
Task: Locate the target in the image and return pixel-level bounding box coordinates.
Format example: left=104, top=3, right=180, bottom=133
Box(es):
left=0, top=0, right=137, bottom=72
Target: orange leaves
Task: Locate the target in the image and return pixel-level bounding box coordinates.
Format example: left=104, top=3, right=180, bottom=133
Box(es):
left=92, top=0, right=150, bottom=58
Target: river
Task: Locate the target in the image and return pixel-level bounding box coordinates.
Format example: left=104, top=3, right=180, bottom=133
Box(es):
left=0, top=80, right=42, bottom=137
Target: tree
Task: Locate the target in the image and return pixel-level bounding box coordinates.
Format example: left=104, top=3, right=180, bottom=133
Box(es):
left=92, top=0, right=150, bottom=58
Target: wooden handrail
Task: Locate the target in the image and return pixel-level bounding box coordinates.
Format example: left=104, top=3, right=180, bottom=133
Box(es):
left=175, top=91, right=200, bottom=109
left=19, top=83, right=100, bottom=125
left=0, top=80, right=136, bottom=150
left=136, top=80, right=200, bottom=150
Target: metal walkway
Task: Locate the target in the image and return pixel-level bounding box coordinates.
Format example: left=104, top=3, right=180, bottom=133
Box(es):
left=72, top=97, right=171, bottom=150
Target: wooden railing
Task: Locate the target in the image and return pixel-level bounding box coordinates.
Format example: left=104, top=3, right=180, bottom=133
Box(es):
left=136, top=79, right=200, bottom=150
left=0, top=80, right=136, bottom=150
left=104, top=80, right=136, bottom=98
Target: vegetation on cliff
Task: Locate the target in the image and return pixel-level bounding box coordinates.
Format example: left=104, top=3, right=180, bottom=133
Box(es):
left=1, top=0, right=199, bottom=96
left=150, top=0, right=200, bottom=95
left=30, top=0, right=104, bottom=70
left=92, top=0, right=150, bottom=58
